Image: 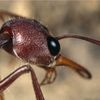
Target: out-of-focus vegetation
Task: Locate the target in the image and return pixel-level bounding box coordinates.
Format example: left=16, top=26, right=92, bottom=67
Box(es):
left=0, top=0, right=100, bottom=100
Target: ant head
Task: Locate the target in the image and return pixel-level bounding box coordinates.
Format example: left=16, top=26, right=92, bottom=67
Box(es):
left=48, top=34, right=100, bottom=79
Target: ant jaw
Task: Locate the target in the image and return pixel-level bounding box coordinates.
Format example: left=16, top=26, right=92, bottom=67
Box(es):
left=54, top=34, right=100, bottom=79
left=55, top=54, right=92, bottom=79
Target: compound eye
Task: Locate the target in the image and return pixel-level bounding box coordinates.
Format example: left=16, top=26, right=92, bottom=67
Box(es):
left=47, top=36, right=60, bottom=56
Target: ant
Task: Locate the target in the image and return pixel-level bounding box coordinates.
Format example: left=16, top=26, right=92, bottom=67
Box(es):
left=0, top=11, right=100, bottom=100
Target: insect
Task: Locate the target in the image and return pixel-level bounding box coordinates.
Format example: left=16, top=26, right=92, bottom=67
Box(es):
left=0, top=11, right=100, bottom=100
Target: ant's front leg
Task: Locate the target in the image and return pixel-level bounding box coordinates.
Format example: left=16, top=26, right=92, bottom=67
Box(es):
left=0, top=77, right=4, bottom=100
left=0, top=33, right=10, bottom=100
left=0, top=65, right=45, bottom=100
left=40, top=67, right=57, bottom=85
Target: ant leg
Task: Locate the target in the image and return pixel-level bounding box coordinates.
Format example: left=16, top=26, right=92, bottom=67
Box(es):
left=0, top=94, right=4, bottom=100
left=40, top=67, right=57, bottom=85
left=0, top=33, right=10, bottom=100
left=0, top=77, right=4, bottom=100
left=0, top=65, right=44, bottom=100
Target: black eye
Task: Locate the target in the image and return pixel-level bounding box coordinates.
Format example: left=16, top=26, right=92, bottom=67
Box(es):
left=47, top=36, right=60, bottom=56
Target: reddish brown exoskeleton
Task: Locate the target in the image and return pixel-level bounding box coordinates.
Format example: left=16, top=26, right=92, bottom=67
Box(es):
left=0, top=11, right=100, bottom=100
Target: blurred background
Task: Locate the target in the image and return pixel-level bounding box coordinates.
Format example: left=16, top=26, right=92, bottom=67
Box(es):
left=0, top=0, right=100, bottom=100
